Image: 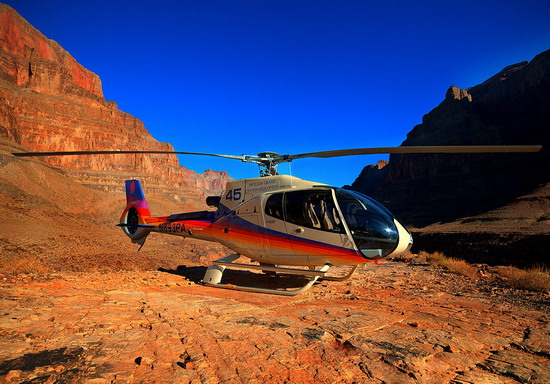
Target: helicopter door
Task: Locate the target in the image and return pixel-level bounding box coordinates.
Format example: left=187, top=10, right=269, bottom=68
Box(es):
left=263, top=192, right=297, bottom=265
left=283, top=190, right=353, bottom=266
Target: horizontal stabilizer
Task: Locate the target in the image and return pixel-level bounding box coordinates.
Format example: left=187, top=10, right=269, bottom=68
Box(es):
left=168, top=211, right=215, bottom=221
left=116, top=223, right=155, bottom=228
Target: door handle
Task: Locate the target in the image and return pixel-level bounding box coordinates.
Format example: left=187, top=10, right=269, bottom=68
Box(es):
left=294, top=227, right=304, bottom=234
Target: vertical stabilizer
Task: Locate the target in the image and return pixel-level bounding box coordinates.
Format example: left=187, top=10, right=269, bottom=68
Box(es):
left=125, top=179, right=151, bottom=215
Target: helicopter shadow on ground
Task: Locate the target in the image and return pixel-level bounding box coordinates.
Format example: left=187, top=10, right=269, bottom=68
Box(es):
left=158, top=265, right=313, bottom=290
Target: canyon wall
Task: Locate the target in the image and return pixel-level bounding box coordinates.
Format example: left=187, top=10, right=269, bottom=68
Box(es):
left=0, top=4, right=229, bottom=202
left=350, top=50, right=550, bottom=227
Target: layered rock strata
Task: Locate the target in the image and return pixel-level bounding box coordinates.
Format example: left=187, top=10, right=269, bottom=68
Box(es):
left=0, top=4, right=229, bottom=200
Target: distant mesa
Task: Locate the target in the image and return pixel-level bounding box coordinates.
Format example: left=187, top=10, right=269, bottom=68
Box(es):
left=445, top=85, right=472, bottom=102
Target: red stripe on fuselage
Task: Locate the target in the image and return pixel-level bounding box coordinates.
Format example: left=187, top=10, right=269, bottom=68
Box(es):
left=219, top=222, right=365, bottom=264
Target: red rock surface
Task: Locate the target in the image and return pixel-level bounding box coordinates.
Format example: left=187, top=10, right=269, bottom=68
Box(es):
left=0, top=261, right=548, bottom=384
left=0, top=4, right=230, bottom=199
left=0, top=5, right=102, bottom=99
left=0, top=138, right=229, bottom=274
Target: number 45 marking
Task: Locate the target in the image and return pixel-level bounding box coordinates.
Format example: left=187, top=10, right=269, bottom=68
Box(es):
left=225, top=188, right=242, bottom=201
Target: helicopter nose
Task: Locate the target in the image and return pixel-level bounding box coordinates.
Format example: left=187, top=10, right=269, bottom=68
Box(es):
left=392, top=219, right=413, bottom=256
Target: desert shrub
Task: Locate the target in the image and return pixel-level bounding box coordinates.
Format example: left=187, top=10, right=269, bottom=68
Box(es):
left=423, top=251, right=477, bottom=277
left=423, top=251, right=446, bottom=264
left=439, top=257, right=478, bottom=277
left=498, top=266, right=550, bottom=292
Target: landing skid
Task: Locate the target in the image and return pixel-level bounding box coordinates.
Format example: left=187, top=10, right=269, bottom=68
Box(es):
left=201, top=255, right=357, bottom=296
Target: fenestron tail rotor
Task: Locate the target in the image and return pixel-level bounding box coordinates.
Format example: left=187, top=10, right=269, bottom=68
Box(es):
left=12, top=145, right=543, bottom=177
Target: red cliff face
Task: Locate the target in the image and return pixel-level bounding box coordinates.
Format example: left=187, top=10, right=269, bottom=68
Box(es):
left=0, top=4, right=230, bottom=200
left=0, top=5, right=103, bottom=99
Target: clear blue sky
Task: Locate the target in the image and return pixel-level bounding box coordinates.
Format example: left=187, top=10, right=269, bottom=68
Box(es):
left=5, top=0, right=550, bottom=186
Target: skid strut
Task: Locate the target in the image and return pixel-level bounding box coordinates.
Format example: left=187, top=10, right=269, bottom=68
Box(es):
left=202, top=254, right=334, bottom=296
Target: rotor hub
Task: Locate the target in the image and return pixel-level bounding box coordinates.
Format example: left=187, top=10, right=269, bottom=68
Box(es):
left=255, top=152, right=284, bottom=176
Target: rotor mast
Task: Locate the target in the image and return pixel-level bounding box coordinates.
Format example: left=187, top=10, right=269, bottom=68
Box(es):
left=240, top=152, right=292, bottom=176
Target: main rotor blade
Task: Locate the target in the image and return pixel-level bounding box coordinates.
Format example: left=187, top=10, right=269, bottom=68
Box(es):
left=12, top=145, right=543, bottom=163
left=12, top=150, right=246, bottom=161
left=288, top=145, right=543, bottom=160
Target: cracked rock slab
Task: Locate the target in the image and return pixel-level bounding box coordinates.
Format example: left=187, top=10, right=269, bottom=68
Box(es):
left=0, top=262, right=548, bottom=383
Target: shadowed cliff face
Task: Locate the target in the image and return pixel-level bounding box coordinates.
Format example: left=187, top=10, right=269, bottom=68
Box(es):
left=349, top=50, right=550, bottom=228
left=0, top=4, right=230, bottom=200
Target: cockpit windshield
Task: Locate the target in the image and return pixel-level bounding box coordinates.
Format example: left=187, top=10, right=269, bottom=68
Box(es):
left=335, top=189, right=399, bottom=258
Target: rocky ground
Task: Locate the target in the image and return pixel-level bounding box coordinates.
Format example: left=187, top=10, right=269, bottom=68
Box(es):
left=0, top=259, right=548, bottom=384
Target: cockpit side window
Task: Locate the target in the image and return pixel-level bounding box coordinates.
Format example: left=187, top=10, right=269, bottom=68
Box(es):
left=284, top=190, right=342, bottom=232
left=265, top=193, right=284, bottom=220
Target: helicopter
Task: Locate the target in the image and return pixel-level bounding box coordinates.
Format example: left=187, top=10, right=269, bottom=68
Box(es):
left=13, top=145, right=542, bottom=295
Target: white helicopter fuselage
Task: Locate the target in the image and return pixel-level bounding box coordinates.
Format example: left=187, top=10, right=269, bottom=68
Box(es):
left=121, top=175, right=413, bottom=267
